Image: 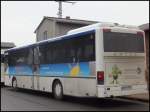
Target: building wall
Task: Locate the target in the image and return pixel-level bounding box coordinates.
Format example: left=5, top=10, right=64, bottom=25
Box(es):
left=55, top=22, right=86, bottom=37
left=36, top=19, right=55, bottom=42
left=35, top=19, right=93, bottom=42
left=1, top=47, right=15, bottom=54
left=145, top=30, right=149, bottom=67
left=145, top=30, right=149, bottom=90
left=1, top=48, right=7, bottom=54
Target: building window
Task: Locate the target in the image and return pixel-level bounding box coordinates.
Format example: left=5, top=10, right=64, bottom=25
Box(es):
left=43, top=31, right=47, bottom=40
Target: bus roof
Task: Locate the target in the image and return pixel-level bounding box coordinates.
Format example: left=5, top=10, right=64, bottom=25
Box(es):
left=67, top=22, right=140, bottom=35
left=67, top=22, right=114, bottom=35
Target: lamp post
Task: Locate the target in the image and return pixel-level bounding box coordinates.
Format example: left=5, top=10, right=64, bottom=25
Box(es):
left=55, top=1, right=76, bottom=18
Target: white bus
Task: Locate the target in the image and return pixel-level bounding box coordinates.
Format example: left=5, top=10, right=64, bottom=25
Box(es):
left=4, top=23, right=148, bottom=99
left=1, top=51, right=5, bottom=85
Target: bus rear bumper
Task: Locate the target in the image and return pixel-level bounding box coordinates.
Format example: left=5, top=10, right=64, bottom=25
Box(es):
left=97, top=85, right=148, bottom=98
left=106, top=89, right=148, bottom=97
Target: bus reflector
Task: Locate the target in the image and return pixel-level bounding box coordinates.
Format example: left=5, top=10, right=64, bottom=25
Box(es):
left=103, top=28, right=111, bottom=32
left=137, top=31, right=144, bottom=36
left=97, top=71, right=104, bottom=85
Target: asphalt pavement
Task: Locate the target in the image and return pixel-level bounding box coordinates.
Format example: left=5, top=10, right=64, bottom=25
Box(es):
left=1, top=86, right=149, bottom=111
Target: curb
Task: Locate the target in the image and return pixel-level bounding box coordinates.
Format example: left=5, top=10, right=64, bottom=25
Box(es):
left=119, top=96, right=149, bottom=103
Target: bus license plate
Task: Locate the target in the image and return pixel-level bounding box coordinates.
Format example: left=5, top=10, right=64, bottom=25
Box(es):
left=121, top=85, right=132, bottom=91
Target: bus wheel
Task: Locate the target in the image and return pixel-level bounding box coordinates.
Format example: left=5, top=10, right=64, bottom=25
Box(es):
left=52, top=80, right=63, bottom=100
left=12, top=78, right=17, bottom=88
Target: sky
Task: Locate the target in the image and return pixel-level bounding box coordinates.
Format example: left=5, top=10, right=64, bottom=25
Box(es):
left=1, top=1, right=149, bottom=47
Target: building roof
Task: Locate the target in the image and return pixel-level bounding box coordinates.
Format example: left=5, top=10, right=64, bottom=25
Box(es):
left=1, top=42, right=16, bottom=48
left=139, top=23, right=149, bottom=31
left=34, top=16, right=98, bottom=33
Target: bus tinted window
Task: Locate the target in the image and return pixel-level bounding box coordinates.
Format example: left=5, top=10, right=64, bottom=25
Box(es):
left=1, top=54, right=4, bottom=63
left=75, top=34, right=95, bottom=62
left=8, top=48, right=33, bottom=66
left=39, top=44, right=49, bottom=64
left=27, top=48, right=33, bottom=65
left=33, top=47, right=40, bottom=64
left=39, top=33, right=95, bottom=64
left=84, top=35, right=95, bottom=61
left=104, top=32, right=144, bottom=52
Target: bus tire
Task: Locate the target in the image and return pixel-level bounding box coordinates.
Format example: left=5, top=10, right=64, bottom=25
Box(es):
left=12, top=78, right=17, bottom=88
left=52, top=80, right=63, bottom=100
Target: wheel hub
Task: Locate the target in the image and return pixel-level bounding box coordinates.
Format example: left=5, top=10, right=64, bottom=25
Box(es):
left=55, top=84, right=61, bottom=96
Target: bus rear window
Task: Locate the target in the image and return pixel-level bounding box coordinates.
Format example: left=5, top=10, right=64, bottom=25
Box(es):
left=103, top=32, right=144, bottom=52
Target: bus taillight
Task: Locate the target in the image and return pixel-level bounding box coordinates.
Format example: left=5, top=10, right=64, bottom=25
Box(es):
left=103, top=28, right=111, bottom=32
left=137, top=31, right=144, bottom=36
left=97, top=71, right=104, bottom=85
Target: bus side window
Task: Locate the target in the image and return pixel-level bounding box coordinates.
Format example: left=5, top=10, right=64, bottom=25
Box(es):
left=84, top=34, right=95, bottom=61
left=75, top=33, right=95, bottom=62
left=70, top=46, right=76, bottom=63
left=64, top=39, right=76, bottom=63
left=75, top=36, right=85, bottom=62
left=4, top=54, right=8, bottom=64
left=27, top=48, right=33, bottom=65
left=76, top=47, right=83, bottom=62
left=52, top=42, right=60, bottom=63
left=39, top=45, right=47, bottom=64
left=4, top=55, right=8, bottom=72
left=8, top=53, right=13, bottom=66
left=33, top=47, right=40, bottom=65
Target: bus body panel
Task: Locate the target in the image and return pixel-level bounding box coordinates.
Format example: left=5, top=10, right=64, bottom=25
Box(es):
left=104, top=56, right=147, bottom=97
left=16, top=76, right=32, bottom=89
left=1, top=63, right=5, bottom=84
left=1, top=53, right=5, bottom=85
left=4, top=75, right=12, bottom=86
left=8, top=75, right=97, bottom=97
left=63, top=77, right=97, bottom=97
left=104, top=56, right=146, bottom=86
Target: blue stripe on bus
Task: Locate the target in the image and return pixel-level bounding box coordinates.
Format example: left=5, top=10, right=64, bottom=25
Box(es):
left=8, top=65, right=33, bottom=76
left=7, top=62, right=91, bottom=77
left=40, top=62, right=91, bottom=77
